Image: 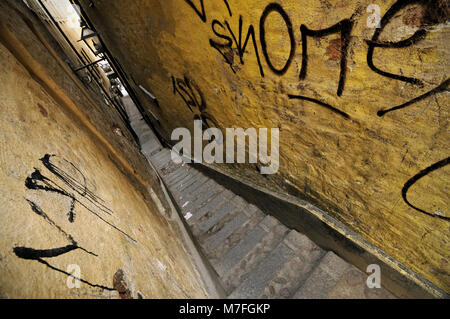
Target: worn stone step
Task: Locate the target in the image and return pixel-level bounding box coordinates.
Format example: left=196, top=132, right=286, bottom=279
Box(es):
left=132, top=120, right=152, bottom=137
left=258, top=231, right=325, bottom=299
left=159, top=162, right=183, bottom=178
left=192, top=197, right=239, bottom=236
left=214, top=215, right=280, bottom=276
left=167, top=166, right=195, bottom=183
left=151, top=149, right=171, bottom=163
left=165, top=166, right=189, bottom=182
left=140, top=130, right=160, bottom=147
left=171, top=168, right=201, bottom=185
left=154, top=159, right=168, bottom=170
left=292, top=252, right=350, bottom=299
left=194, top=196, right=247, bottom=229
left=199, top=202, right=258, bottom=244
left=228, top=241, right=297, bottom=299
left=151, top=148, right=169, bottom=159
left=170, top=171, right=202, bottom=191
left=200, top=211, right=249, bottom=254
left=127, top=112, right=143, bottom=124
left=153, top=156, right=171, bottom=169
left=217, top=216, right=289, bottom=294
left=187, top=190, right=235, bottom=226
left=208, top=205, right=265, bottom=263
left=168, top=174, right=196, bottom=192
left=178, top=179, right=216, bottom=205
left=141, top=136, right=162, bottom=156
left=166, top=168, right=192, bottom=186
left=181, top=184, right=224, bottom=214
left=175, top=176, right=209, bottom=201
left=329, top=265, right=394, bottom=299
left=181, top=187, right=226, bottom=223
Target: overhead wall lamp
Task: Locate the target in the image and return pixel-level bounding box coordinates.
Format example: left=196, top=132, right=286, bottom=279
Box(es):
left=79, top=23, right=104, bottom=56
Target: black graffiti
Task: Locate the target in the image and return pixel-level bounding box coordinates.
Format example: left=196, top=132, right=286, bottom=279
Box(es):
left=183, top=0, right=265, bottom=77
left=223, top=0, right=232, bottom=17
left=300, top=18, right=354, bottom=96
left=375, top=1, right=449, bottom=223
left=23, top=199, right=97, bottom=257
left=364, top=0, right=449, bottom=117
left=172, top=75, right=206, bottom=112
left=180, top=1, right=449, bottom=225
left=366, top=29, right=427, bottom=49
left=25, top=155, right=133, bottom=240
left=14, top=245, right=79, bottom=260
left=402, top=157, right=449, bottom=222
left=288, top=95, right=350, bottom=119
left=195, top=112, right=220, bottom=131
left=209, top=20, right=236, bottom=73
left=184, top=0, right=233, bottom=22
left=15, top=154, right=136, bottom=290
left=172, top=75, right=220, bottom=138
left=40, top=258, right=115, bottom=291
left=228, top=16, right=264, bottom=77
left=186, top=0, right=448, bottom=120
left=26, top=168, right=77, bottom=222
left=197, top=2, right=357, bottom=95
left=366, top=0, right=428, bottom=86
left=209, top=16, right=265, bottom=77
left=260, top=3, right=295, bottom=76
left=378, top=78, right=450, bottom=116
left=184, top=0, right=206, bottom=23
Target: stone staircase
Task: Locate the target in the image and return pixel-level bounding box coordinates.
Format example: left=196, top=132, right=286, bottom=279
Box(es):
left=122, top=96, right=395, bottom=299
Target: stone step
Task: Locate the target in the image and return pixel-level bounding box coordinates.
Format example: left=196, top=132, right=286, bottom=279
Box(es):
left=170, top=171, right=202, bottom=192
left=213, top=216, right=274, bottom=278
left=216, top=216, right=289, bottom=295
left=126, top=111, right=143, bottom=124
left=208, top=206, right=265, bottom=263
left=292, top=251, right=350, bottom=299
left=152, top=152, right=172, bottom=168
left=151, top=148, right=171, bottom=163
left=321, top=264, right=395, bottom=299
left=141, top=138, right=162, bottom=157
left=174, top=177, right=209, bottom=201
left=200, top=211, right=249, bottom=254
left=166, top=166, right=193, bottom=183
left=140, top=130, right=160, bottom=146
left=187, top=190, right=235, bottom=226
left=166, top=168, right=192, bottom=186
left=165, top=166, right=189, bottom=182
left=177, top=179, right=216, bottom=205
left=132, top=119, right=152, bottom=137
left=170, top=168, right=203, bottom=191
left=151, top=148, right=169, bottom=159
left=199, top=202, right=259, bottom=245
left=258, top=231, right=325, bottom=299
left=194, top=196, right=247, bottom=229
left=192, top=197, right=239, bottom=236
left=228, top=241, right=296, bottom=299
left=181, top=184, right=225, bottom=214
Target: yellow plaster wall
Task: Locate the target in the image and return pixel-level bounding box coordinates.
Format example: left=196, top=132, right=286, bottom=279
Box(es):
left=0, top=2, right=208, bottom=299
